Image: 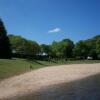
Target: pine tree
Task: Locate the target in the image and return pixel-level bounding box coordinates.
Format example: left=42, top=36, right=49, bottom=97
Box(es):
left=0, top=18, right=12, bottom=58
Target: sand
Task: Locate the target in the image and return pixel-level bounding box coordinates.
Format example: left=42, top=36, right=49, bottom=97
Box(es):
left=0, top=63, right=100, bottom=100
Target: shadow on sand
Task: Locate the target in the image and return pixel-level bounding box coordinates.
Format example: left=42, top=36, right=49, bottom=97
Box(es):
left=5, top=73, right=100, bottom=100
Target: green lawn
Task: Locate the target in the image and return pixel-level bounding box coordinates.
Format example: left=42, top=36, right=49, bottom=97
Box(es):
left=0, top=58, right=100, bottom=80
left=0, top=58, right=59, bottom=80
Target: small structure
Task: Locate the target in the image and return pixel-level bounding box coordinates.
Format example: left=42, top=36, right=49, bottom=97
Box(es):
left=37, top=52, right=48, bottom=56
left=36, top=52, right=48, bottom=60
left=87, top=56, right=93, bottom=60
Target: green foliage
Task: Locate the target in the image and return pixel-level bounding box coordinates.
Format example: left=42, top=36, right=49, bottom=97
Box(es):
left=9, top=35, right=40, bottom=56
left=73, top=41, right=89, bottom=59
left=86, top=35, right=100, bottom=59
left=60, top=39, right=74, bottom=58
left=40, top=44, right=52, bottom=55
left=0, top=18, right=12, bottom=58
left=96, top=39, right=100, bottom=54
left=51, top=39, right=74, bottom=58
left=51, top=41, right=63, bottom=57
left=8, top=33, right=100, bottom=60
left=73, top=35, right=100, bottom=59
left=96, top=39, right=100, bottom=59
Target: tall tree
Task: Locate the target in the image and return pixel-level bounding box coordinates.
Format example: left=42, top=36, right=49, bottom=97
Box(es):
left=60, top=39, right=74, bottom=58
left=51, top=41, right=62, bottom=58
left=0, top=18, right=12, bottom=58
left=51, top=39, right=74, bottom=58
left=96, top=39, right=100, bottom=59
left=73, top=40, right=89, bottom=59
left=40, top=44, right=52, bottom=56
left=9, top=35, right=40, bottom=56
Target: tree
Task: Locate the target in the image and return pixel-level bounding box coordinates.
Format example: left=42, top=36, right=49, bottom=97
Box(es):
left=26, top=40, right=40, bottom=55
left=0, top=18, right=12, bottom=58
left=9, top=35, right=27, bottom=54
left=73, top=41, right=89, bottom=59
left=96, top=39, right=100, bottom=53
left=9, top=35, right=40, bottom=57
left=84, top=35, right=100, bottom=59
left=60, top=39, right=74, bottom=58
left=51, top=41, right=62, bottom=58
left=40, top=44, right=52, bottom=56
left=96, top=39, right=100, bottom=59
left=51, top=39, right=74, bottom=58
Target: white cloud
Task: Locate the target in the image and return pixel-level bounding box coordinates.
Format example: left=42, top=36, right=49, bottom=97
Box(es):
left=48, top=28, right=61, bottom=33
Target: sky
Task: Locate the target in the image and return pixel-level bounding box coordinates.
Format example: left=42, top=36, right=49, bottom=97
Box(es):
left=0, top=0, right=100, bottom=44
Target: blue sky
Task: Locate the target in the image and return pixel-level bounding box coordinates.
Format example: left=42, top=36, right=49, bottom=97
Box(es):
left=0, top=0, right=100, bottom=44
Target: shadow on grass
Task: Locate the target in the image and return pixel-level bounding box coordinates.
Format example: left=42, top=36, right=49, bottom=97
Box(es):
left=26, top=59, right=49, bottom=66
left=5, top=73, right=100, bottom=100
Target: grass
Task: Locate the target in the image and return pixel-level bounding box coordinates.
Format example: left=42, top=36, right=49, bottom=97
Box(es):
left=0, top=58, right=100, bottom=80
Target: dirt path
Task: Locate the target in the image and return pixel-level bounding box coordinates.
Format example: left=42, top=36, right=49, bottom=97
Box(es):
left=0, top=63, right=100, bottom=100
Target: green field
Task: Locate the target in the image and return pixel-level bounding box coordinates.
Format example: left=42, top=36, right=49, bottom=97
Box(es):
left=0, top=58, right=100, bottom=80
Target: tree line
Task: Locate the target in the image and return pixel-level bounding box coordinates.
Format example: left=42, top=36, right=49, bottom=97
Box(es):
left=0, top=18, right=100, bottom=60
left=8, top=34, right=100, bottom=60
